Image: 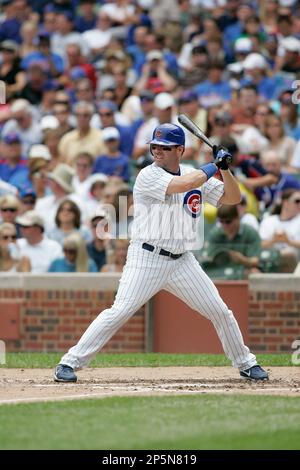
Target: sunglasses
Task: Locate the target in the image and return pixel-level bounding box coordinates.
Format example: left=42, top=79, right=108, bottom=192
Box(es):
left=63, top=248, right=77, bottom=255
left=1, top=235, right=17, bottom=240
left=99, top=112, right=113, bottom=117
left=219, top=218, right=234, bottom=225
left=151, top=145, right=178, bottom=152
left=22, top=199, right=36, bottom=205
left=1, top=207, right=17, bottom=212
left=75, top=113, right=91, bottom=118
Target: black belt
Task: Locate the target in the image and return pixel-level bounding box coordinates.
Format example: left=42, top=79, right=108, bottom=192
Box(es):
left=142, top=243, right=183, bottom=260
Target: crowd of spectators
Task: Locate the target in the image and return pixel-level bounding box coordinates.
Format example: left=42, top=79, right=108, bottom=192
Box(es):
left=0, top=0, right=300, bottom=278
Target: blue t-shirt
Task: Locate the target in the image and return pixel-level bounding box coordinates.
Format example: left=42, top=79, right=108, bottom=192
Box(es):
left=0, top=162, right=29, bottom=190
left=48, top=257, right=98, bottom=273
left=21, top=52, right=64, bottom=75
left=93, top=153, right=129, bottom=181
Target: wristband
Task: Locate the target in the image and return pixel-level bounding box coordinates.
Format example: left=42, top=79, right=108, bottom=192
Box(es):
left=200, top=163, right=218, bottom=180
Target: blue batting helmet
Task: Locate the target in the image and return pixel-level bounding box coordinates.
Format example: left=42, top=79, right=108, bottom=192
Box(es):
left=148, top=123, right=185, bottom=147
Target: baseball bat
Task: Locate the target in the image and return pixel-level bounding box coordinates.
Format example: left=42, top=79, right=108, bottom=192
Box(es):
left=178, top=114, right=214, bottom=149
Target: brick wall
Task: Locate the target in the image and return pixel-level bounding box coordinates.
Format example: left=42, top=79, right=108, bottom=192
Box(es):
left=0, top=273, right=299, bottom=354
left=248, top=275, right=300, bottom=353
left=0, top=274, right=147, bottom=353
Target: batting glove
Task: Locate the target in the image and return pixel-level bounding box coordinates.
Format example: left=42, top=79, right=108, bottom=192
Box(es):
left=213, top=145, right=232, bottom=170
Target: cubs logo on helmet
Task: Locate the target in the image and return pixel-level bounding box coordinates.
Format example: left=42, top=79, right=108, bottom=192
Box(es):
left=183, top=190, right=202, bottom=218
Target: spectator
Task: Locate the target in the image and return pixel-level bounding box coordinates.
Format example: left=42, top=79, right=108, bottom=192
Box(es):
left=75, top=0, right=97, bottom=33
left=178, top=44, right=208, bottom=89
left=72, top=152, right=94, bottom=200
left=237, top=195, right=259, bottom=231
left=27, top=144, right=52, bottom=199
left=0, top=194, right=20, bottom=226
left=0, top=222, right=30, bottom=272
left=231, top=84, right=258, bottom=128
left=52, top=102, right=73, bottom=137
left=0, top=133, right=29, bottom=189
left=93, top=127, right=129, bottom=182
left=84, top=173, right=109, bottom=221
left=264, top=113, right=297, bottom=173
left=97, top=100, right=134, bottom=156
left=1, top=99, right=42, bottom=156
left=48, top=232, right=97, bottom=273
left=81, top=10, right=113, bottom=60
left=48, top=198, right=91, bottom=246
left=0, top=40, right=25, bottom=100
left=16, top=210, right=62, bottom=273
left=134, top=50, right=177, bottom=95
left=87, top=209, right=110, bottom=271
left=205, top=204, right=262, bottom=277
left=278, top=88, right=300, bottom=140
left=100, top=238, right=129, bottom=273
left=21, top=32, right=64, bottom=77
left=257, top=149, right=300, bottom=209
left=241, top=53, right=278, bottom=101
left=193, top=59, right=232, bottom=109
left=58, top=101, right=107, bottom=166
left=259, top=189, right=300, bottom=268
left=34, top=163, right=81, bottom=233
left=18, top=186, right=36, bottom=214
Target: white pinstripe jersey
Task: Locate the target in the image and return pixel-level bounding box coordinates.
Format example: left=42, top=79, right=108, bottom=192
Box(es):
left=131, top=163, right=224, bottom=253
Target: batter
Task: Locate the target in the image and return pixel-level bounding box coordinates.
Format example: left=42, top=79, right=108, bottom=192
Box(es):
left=54, top=123, right=268, bottom=382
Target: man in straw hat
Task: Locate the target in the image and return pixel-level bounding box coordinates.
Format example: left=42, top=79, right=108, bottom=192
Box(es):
left=34, top=163, right=85, bottom=233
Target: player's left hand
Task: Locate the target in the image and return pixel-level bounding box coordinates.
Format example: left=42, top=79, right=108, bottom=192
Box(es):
left=213, top=146, right=232, bottom=170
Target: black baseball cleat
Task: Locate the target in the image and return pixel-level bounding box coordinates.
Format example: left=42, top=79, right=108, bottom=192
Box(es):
left=54, top=364, right=77, bottom=383
left=240, top=365, right=269, bottom=381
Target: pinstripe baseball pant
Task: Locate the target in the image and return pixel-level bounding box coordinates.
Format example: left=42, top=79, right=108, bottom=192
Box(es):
left=60, top=242, right=257, bottom=371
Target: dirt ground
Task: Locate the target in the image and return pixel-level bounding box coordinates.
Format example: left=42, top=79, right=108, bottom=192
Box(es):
left=0, top=367, right=299, bottom=405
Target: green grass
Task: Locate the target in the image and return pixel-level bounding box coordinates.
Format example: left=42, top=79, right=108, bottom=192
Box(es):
left=0, top=352, right=296, bottom=369
left=1, top=395, right=300, bottom=449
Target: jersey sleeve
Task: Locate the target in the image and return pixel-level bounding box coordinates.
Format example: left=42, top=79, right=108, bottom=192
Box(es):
left=202, top=177, right=224, bottom=207
left=135, top=165, right=174, bottom=202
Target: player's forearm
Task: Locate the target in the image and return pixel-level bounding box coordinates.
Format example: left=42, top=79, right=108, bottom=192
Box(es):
left=219, top=170, right=241, bottom=204
left=166, top=168, right=213, bottom=194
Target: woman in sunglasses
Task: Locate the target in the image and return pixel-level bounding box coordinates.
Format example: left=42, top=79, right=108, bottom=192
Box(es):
left=48, top=232, right=97, bottom=273
left=259, top=188, right=300, bottom=264
left=0, top=222, right=30, bottom=272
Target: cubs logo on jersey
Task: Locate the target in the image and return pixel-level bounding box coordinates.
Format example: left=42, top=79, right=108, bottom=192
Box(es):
left=183, top=189, right=202, bottom=218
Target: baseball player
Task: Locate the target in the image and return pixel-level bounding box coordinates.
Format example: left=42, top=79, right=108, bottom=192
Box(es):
left=54, top=123, right=268, bottom=382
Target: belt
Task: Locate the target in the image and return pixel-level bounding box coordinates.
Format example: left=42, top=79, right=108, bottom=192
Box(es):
left=142, top=243, right=183, bottom=260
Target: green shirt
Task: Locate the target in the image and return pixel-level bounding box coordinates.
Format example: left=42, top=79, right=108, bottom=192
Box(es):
left=206, top=223, right=261, bottom=260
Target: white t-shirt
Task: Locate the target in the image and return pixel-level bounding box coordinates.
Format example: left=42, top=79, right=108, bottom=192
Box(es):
left=131, top=163, right=224, bottom=252
left=259, top=214, right=300, bottom=256
left=17, top=236, right=63, bottom=273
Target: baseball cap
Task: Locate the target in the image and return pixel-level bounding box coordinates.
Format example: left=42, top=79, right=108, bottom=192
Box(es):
left=3, top=133, right=21, bottom=145
left=70, top=67, right=87, bottom=81
left=16, top=210, right=44, bottom=229
left=146, top=50, right=163, bottom=61
left=18, top=186, right=37, bottom=199
left=88, top=173, right=109, bottom=188
left=281, top=36, right=300, bottom=52
left=0, top=40, right=18, bottom=52
left=40, top=115, right=60, bottom=131
left=234, top=37, right=253, bottom=53
left=191, top=45, right=207, bottom=55
left=178, top=90, right=198, bottom=104
left=154, top=92, right=175, bottom=110
left=97, top=100, right=117, bottom=112
left=243, top=53, right=267, bottom=69
left=102, top=127, right=120, bottom=141
left=29, top=144, right=51, bottom=161
left=139, top=90, right=155, bottom=102
left=91, top=207, right=109, bottom=221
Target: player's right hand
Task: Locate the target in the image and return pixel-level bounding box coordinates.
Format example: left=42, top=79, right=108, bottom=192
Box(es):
left=213, top=146, right=232, bottom=170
